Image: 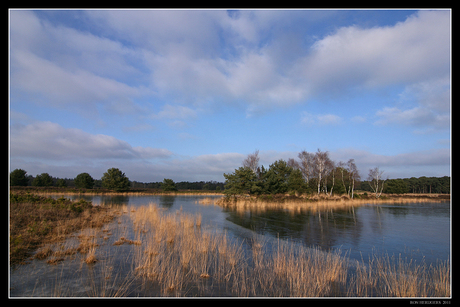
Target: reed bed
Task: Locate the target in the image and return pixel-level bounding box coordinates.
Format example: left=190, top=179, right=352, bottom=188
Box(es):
left=348, top=254, right=450, bottom=297
left=12, top=196, right=450, bottom=297
left=126, top=203, right=449, bottom=297
left=215, top=194, right=449, bottom=214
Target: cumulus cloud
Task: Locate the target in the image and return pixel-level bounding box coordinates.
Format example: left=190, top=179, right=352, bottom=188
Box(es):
left=10, top=10, right=450, bottom=116
left=10, top=10, right=148, bottom=111
left=301, top=11, right=450, bottom=94
left=10, top=121, right=173, bottom=161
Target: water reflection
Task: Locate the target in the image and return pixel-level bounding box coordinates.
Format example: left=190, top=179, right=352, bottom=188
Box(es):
left=225, top=206, right=364, bottom=250
left=224, top=202, right=450, bottom=264
left=158, top=195, right=175, bottom=208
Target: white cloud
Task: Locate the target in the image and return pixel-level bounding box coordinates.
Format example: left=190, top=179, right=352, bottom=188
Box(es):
left=10, top=10, right=148, bottom=112
left=10, top=10, right=450, bottom=117
left=375, top=77, right=450, bottom=133
left=10, top=121, right=172, bottom=161
left=301, top=10, right=450, bottom=94
left=11, top=49, right=142, bottom=109
left=351, top=116, right=367, bottom=123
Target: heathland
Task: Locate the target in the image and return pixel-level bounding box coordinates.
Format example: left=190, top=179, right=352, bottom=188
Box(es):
left=9, top=191, right=118, bottom=265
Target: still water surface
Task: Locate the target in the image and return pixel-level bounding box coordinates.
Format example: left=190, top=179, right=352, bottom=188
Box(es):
left=70, top=194, right=450, bottom=264
left=10, top=194, right=450, bottom=296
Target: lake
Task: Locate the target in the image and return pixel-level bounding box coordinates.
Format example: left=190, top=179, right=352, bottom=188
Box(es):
left=9, top=194, right=450, bottom=297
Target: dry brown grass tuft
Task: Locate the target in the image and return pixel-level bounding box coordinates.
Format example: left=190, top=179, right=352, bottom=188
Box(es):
left=197, top=197, right=216, bottom=205
left=35, top=246, right=54, bottom=260
left=46, top=257, right=65, bottom=265
left=113, top=237, right=141, bottom=246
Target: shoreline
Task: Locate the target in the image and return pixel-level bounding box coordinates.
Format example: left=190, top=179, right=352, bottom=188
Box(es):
left=9, top=186, right=449, bottom=200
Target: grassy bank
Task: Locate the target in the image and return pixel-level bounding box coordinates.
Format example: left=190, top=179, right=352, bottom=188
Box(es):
left=9, top=191, right=118, bottom=265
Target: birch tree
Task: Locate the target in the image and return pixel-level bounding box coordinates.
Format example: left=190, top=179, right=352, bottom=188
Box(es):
left=328, top=160, right=336, bottom=196
left=313, top=149, right=332, bottom=195
left=368, top=167, right=385, bottom=198
left=346, top=159, right=360, bottom=199
left=298, top=150, right=314, bottom=184
left=242, top=150, right=260, bottom=174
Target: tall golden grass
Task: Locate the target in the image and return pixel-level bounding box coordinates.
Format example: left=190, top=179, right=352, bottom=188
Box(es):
left=348, top=254, right=450, bottom=297
left=12, top=197, right=450, bottom=297
left=215, top=194, right=449, bottom=214
left=127, top=203, right=449, bottom=297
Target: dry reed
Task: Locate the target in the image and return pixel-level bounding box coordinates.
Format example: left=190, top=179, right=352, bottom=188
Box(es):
left=348, top=253, right=450, bottom=297
left=128, top=204, right=335, bottom=296
left=215, top=194, right=449, bottom=215
left=13, top=196, right=449, bottom=297
left=127, top=203, right=450, bottom=297
left=197, top=197, right=217, bottom=205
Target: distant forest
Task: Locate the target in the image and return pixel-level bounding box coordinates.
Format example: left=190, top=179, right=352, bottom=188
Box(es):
left=10, top=169, right=449, bottom=194
left=11, top=171, right=225, bottom=191
left=360, top=176, right=450, bottom=194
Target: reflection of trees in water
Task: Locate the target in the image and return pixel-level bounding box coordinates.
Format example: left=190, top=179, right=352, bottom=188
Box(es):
left=300, top=207, right=363, bottom=250
left=99, top=195, right=130, bottom=206
left=159, top=195, right=175, bottom=208
left=225, top=206, right=364, bottom=250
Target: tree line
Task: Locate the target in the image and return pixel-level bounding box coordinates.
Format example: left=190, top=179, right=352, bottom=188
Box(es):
left=9, top=168, right=224, bottom=192
left=360, top=176, right=450, bottom=194
left=223, top=149, right=450, bottom=198
left=10, top=157, right=450, bottom=196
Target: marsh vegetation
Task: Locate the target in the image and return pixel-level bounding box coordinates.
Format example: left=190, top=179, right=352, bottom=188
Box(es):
left=9, top=192, right=118, bottom=265
left=10, top=194, right=450, bottom=297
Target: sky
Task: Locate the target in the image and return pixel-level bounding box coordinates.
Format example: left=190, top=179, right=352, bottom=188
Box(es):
left=9, top=9, right=451, bottom=183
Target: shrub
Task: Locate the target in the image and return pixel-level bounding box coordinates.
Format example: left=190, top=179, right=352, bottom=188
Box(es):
left=101, top=168, right=130, bottom=191
left=10, top=169, right=29, bottom=186
left=74, top=173, right=94, bottom=189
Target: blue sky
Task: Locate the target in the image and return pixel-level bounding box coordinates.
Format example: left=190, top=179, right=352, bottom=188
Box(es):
left=9, top=9, right=451, bottom=182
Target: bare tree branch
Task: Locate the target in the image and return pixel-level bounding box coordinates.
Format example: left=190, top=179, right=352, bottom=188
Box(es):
left=242, top=150, right=260, bottom=174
